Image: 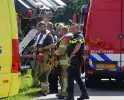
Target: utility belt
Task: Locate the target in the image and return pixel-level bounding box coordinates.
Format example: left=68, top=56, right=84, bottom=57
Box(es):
left=37, top=52, right=44, bottom=62
left=36, top=44, right=45, bottom=62
left=68, top=55, right=83, bottom=67
left=37, top=51, right=52, bottom=62
left=37, top=50, right=53, bottom=63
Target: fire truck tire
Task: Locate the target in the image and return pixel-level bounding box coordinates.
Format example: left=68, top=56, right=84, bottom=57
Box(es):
left=116, top=79, right=123, bottom=85
left=85, top=76, right=101, bottom=88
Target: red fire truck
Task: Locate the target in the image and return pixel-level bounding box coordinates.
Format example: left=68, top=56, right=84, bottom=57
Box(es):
left=74, top=0, right=124, bottom=88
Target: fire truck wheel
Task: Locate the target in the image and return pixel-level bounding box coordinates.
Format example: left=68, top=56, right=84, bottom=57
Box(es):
left=116, top=78, right=123, bottom=85
left=85, top=76, right=101, bottom=88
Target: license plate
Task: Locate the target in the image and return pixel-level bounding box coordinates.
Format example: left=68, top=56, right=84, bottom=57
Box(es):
left=96, top=63, right=116, bottom=69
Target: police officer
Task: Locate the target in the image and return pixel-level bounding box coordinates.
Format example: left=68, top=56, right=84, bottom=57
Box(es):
left=65, top=24, right=89, bottom=100
left=32, top=21, right=54, bottom=96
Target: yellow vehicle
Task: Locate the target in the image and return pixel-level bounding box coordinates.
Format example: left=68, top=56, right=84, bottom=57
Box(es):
left=0, top=0, right=20, bottom=98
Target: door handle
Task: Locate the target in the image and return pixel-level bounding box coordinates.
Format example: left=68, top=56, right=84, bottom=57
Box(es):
left=118, top=34, right=124, bottom=39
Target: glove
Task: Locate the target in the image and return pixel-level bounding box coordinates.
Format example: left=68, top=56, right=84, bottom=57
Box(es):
left=54, top=50, right=60, bottom=56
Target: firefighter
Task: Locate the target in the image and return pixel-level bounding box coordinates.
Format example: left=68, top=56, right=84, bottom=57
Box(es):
left=54, top=26, right=70, bottom=99
left=47, top=22, right=57, bottom=42
left=46, top=22, right=58, bottom=94
left=69, top=25, right=74, bottom=33
left=32, top=21, right=54, bottom=95
left=65, top=24, right=89, bottom=100
left=56, top=23, right=64, bottom=39
left=55, top=22, right=64, bottom=29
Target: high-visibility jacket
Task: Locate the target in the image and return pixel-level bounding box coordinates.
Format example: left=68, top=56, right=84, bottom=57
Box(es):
left=67, top=33, right=85, bottom=57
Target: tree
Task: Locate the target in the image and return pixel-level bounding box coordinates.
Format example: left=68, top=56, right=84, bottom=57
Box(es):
left=63, top=0, right=88, bottom=13
left=52, top=0, right=88, bottom=24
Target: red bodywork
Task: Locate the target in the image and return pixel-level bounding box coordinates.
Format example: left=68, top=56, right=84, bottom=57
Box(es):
left=86, top=0, right=124, bottom=54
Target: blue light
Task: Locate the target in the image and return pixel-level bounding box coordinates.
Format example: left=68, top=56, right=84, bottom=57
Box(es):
left=0, top=49, right=2, bottom=54
left=116, top=66, right=120, bottom=71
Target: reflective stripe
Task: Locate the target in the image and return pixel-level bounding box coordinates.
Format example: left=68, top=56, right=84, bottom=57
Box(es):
left=70, top=38, right=84, bottom=44
left=39, top=53, right=44, bottom=55
left=68, top=64, right=71, bottom=67
left=55, top=60, right=69, bottom=66
left=59, top=45, right=66, bottom=48
left=55, top=61, right=60, bottom=65
left=79, top=39, right=84, bottom=43
left=59, top=60, right=69, bottom=64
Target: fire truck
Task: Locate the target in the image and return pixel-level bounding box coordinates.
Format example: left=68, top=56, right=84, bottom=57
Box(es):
left=74, top=0, right=124, bottom=88
left=15, top=0, right=66, bottom=71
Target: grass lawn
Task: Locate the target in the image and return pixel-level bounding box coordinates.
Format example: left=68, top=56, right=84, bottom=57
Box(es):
left=2, top=69, right=41, bottom=100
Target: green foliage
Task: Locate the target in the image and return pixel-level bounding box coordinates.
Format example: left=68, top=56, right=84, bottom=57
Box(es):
left=63, top=0, right=88, bottom=13
left=19, top=74, right=32, bottom=91
left=52, top=0, right=88, bottom=24
left=3, top=69, right=40, bottom=100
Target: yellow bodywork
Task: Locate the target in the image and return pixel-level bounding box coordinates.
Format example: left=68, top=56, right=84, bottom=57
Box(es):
left=0, top=0, right=20, bottom=98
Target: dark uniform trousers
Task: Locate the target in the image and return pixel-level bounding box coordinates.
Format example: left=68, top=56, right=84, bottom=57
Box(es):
left=48, top=70, right=59, bottom=93
left=67, top=56, right=87, bottom=98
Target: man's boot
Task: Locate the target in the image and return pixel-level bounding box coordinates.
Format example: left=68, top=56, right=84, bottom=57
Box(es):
left=64, top=97, right=74, bottom=100
left=56, top=93, right=61, bottom=97
left=77, top=92, right=89, bottom=100
left=41, top=82, right=49, bottom=96
left=41, top=91, right=47, bottom=96
left=58, top=91, right=68, bottom=99
left=58, top=78, right=68, bottom=99
left=58, top=95, right=66, bottom=99
left=57, top=90, right=68, bottom=99
left=32, top=78, right=39, bottom=88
